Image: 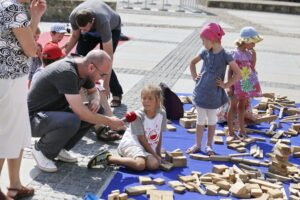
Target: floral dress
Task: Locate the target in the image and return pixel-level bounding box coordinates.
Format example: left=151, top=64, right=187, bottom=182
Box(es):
left=232, top=48, right=262, bottom=99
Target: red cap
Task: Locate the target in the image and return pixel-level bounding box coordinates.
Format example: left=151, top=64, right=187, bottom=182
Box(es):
left=42, top=42, right=65, bottom=60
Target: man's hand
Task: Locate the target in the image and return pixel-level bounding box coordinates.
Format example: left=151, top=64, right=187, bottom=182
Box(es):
left=193, top=73, right=202, bottom=81
left=107, top=116, right=125, bottom=131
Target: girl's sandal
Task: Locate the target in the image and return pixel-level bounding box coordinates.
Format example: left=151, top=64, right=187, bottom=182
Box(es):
left=229, top=134, right=240, bottom=141
left=7, top=186, right=34, bottom=199
left=186, top=145, right=201, bottom=154
left=238, top=132, right=249, bottom=140
left=205, top=146, right=216, bottom=156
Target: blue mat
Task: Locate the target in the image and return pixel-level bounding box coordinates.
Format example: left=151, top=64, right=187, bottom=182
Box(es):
left=100, top=94, right=300, bottom=200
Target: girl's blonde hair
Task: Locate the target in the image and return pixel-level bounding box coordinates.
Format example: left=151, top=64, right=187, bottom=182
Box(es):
left=141, top=85, right=163, bottom=109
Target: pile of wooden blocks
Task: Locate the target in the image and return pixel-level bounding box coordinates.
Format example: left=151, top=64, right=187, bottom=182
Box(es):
left=293, top=145, right=300, bottom=158
left=107, top=189, right=129, bottom=200
left=160, top=149, right=187, bottom=170
left=266, top=142, right=300, bottom=183
left=290, top=183, right=300, bottom=200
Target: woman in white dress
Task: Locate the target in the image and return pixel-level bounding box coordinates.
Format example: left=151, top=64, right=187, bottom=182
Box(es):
left=0, top=0, right=46, bottom=199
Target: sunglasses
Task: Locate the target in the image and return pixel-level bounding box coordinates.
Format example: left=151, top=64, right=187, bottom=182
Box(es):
left=92, top=63, right=108, bottom=77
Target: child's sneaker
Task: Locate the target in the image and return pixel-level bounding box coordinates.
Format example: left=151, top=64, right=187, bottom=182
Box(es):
left=87, top=150, right=111, bottom=169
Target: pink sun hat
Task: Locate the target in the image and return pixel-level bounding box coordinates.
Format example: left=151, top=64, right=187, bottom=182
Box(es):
left=200, top=22, right=225, bottom=41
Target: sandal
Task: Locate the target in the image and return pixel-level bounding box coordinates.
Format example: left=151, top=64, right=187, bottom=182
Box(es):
left=186, top=145, right=201, bottom=154
left=0, top=190, right=12, bottom=200
left=110, top=96, right=122, bottom=107
left=95, top=126, right=122, bottom=141
left=238, top=132, right=249, bottom=140
left=205, top=146, right=215, bottom=156
left=6, top=186, right=34, bottom=199
left=229, top=133, right=240, bottom=141
left=87, top=150, right=111, bottom=169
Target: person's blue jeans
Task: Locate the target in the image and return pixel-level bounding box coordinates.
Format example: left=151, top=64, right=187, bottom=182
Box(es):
left=76, top=29, right=123, bottom=97
left=30, top=107, right=104, bottom=159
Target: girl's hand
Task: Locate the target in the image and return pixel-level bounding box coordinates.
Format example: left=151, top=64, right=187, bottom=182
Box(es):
left=30, top=0, right=46, bottom=19
left=193, top=73, right=201, bottom=81
left=216, top=77, right=227, bottom=89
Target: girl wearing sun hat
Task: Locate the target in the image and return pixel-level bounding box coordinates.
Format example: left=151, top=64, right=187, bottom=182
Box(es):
left=227, top=26, right=263, bottom=140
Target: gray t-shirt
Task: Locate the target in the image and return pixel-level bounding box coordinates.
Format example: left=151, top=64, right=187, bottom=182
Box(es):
left=28, top=57, right=94, bottom=115
left=118, top=108, right=167, bottom=151
left=193, top=48, right=233, bottom=109
left=69, top=0, right=121, bottom=43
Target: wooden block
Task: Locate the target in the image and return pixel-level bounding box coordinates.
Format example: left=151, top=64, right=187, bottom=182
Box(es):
left=265, top=171, right=292, bottom=182
left=168, top=181, right=184, bottom=189
left=236, top=147, right=246, bottom=153
left=108, top=193, right=118, bottom=200
left=147, top=190, right=173, bottom=198
left=125, top=185, right=157, bottom=196
left=186, top=128, right=196, bottom=133
left=149, top=192, right=161, bottom=200
left=262, top=93, right=275, bottom=99
left=153, top=178, right=165, bottom=185
left=172, top=156, right=187, bottom=167
left=183, top=183, right=195, bottom=192
left=189, top=183, right=206, bottom=194
left=251, top=188, right=263, bottom=198
left=170, top=151, right=183, bottom=157
left=290, top=195, right=300, bottom=200
left=206, top=185, right=218, bottom=196
left=239, top=163, right=259, bottom=172
left=111, top=190, right=120, bottom=194
left=292, top=124, right=300, bottom=132
left=179, top=118, right=190, bottom=128
left=242, top=159, right=261, bottom=166
left=218, top=189, right=230, bottom=196
left=292, top=146, right=300, bottom=153
left=178, top=175, right=196, bottom=183
left=213, top=165, right=229, bottom=174
left=255, top=115, right=277, bottom=124
left=189, top=154, right=210, bottom=161
left=174, top=186, right=186, bottom=194
left=166, top=124, right=176, bottom=131
left=159, top=161, right=174, bottom=171
left=229, top=153, right=251, bottom=157
left=252, top=137, right=266, bottom=142
left=293, top=152, right=300, bottom=158
left=209, top=155, right=231, bottom=162
left=216, top=180, right=231, bottom=190
left=229, top=181, right=247, bottom=197
left=215, top=129, right=226, bottom=136
left=284, top=108, right=300, bottom=115
left=118, top=193, right=128, bottom=200
left=268, top=189, right=283, bottom=198
left=214, top=136, right=224, bottom=145
left=249, top=179, right=282, bottom=189
left=139, top=176, right=152, bottom=184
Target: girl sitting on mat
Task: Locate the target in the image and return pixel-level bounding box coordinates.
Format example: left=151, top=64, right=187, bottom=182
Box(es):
left=88, top=85, right=167, bottom=171
left=186, top=22, right=241, bottom=156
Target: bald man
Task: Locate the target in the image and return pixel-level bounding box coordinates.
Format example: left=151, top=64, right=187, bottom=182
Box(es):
left=28, top=49, right=124, bottom=172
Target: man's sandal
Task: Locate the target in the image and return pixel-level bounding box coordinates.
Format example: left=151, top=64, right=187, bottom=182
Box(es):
left=205, top=146, right=216, bottom=156
left=87, top=150, right=111, bottom=169
left=95, top=126, right=122, bottom=141
left=6, top=186, right=34, bottom=199
left=186, top=145, right=201, bottom=154
left=110, top=96, right=122, bottom=107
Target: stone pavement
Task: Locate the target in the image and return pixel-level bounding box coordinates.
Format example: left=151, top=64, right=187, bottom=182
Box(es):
left=1, top=1, right=300, bottom=199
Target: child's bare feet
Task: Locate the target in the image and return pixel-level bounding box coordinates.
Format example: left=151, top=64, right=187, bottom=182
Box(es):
left=186, top=145, right=201, bottom=154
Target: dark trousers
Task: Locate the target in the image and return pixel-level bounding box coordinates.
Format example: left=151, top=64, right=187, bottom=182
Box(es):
left=30, top=107, right=104, bottom=159
left=76, top=29, right=123, bottom=97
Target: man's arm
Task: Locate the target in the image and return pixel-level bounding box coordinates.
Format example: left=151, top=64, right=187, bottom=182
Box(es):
left=65, top=94, right=124, bottom=130
left=63, top=29, right=80, bottom=55
left=102, top=39, right=114, bottom=96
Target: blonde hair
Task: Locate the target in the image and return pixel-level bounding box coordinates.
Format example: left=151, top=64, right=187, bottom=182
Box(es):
left=141, top=85, right=163, bottom=109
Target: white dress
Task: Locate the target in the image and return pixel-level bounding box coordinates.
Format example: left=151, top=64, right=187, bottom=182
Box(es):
left=0, top=0, right=32, bottom=158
